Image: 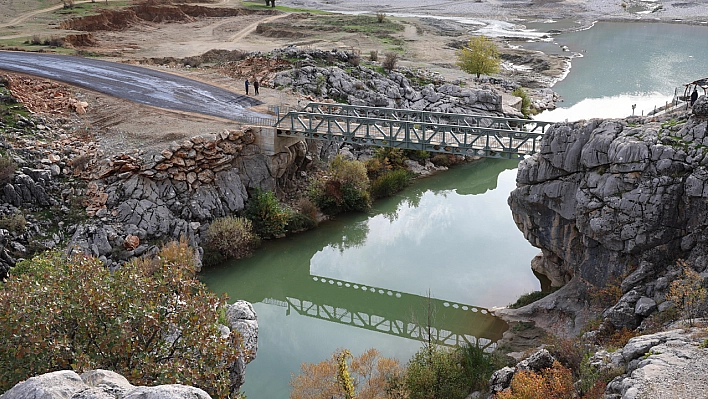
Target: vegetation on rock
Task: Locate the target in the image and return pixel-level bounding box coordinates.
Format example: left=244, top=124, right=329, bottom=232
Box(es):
left=205, top=216, right=261, bottom=262
left=308, top=155, right=371, bottom=215
left=0, top=240, right=245, bottom=397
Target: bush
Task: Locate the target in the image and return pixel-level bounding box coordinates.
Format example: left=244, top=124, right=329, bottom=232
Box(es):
left=0, top=155, right=16, bottom=185
left=286, top=211, right=317, bottom=233
left=508, top=290, right=555, bottom=309
left=405, top=346, right=468, bottom=399
left=512, top=88, right=533, bottom=117
left=290, top=348, right=404, bottom=399
left=205, top=216, right=261, bottom=261
left=370, top=50, right=379, bottom=61
left=383, top=52, right=399, bottom=71
left=30, top=35, right=42, bottom=45
left=0, top=212, right=27, bottom=235
left=245, top=189, right=291, bottom=239
left=430, top=154, right=454, bottom=167
left=495, top=361, right=574, bottom=399
left=376, top=12, right=386, bottom=23
left=370, top=169, right=412, bottom=199
left=44, top=36, right=65, bottom=47
left=0, top=242, right=244, bottom=397
left=666, top=259, right=708, bottom=326
left=308, top=155, right=370, bottom=215
left=457, top=344, right=506, bottom=392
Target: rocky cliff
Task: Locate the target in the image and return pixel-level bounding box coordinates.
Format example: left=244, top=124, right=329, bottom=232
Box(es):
left=505, top=96, right=708, bottom=333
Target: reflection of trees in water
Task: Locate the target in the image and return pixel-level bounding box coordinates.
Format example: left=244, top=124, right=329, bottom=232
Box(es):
left=333, top=220, right=370, bottom=252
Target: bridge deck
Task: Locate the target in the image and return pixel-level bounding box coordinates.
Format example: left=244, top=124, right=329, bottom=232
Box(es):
left=275, top=103, right=552, bottom=159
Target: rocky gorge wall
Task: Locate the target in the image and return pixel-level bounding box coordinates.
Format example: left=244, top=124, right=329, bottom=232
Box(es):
left=505, top=96, right=708, bottom=333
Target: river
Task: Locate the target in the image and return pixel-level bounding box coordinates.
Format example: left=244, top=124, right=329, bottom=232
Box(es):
left=201, top=20, right=708, bottom=399
left=200, top=159, right=540, bottom=398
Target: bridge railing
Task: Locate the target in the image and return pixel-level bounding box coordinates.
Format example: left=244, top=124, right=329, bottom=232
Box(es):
left=300, top=102, right=553, bottom=133
left=276, top=111, right=545, bottom=159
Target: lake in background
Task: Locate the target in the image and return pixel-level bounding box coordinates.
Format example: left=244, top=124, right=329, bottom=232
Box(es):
left=537, top=22, right=708, bottom=121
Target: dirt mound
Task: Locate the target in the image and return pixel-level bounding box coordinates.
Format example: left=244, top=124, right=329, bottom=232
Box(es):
left=255, top=23, right=307, bottom=39
left=59, top=9, right=141, bottom=31
left=60, top=4, right=276, bottom=32
left=64, top=33, right=98, bottom=47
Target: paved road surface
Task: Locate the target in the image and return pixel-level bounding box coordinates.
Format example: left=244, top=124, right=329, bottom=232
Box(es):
left=0, top=51, right=269, bottom=122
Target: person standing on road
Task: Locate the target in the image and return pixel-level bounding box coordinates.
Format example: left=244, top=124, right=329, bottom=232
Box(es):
left=245, top=79, right=250, bottom=95
left=253, top=79, right=260, bottom=95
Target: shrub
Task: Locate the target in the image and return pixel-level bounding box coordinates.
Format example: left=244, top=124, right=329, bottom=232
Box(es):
left=430, top=154, right=454, bottom=167
left=308, top=155, right=370, bottom=215
left=512, top=87, right=533, bottom=117
left=44, top=36, right=65, bottom=47
left=0, top=155, right=16, bottom=185
left=666, top=259, right=708, bottom=326
left=245, top=189, right=291, bottom=239
left=383, top=52, right=399, bottom=71
left=495, top=361, right=574, bottom=399
left=457, top=344, right=506, bottom=392
left=0, top=212, right=27, bottom=235
left=508, top=290, right=555, bottom=309
left=376, top=12, right=386, bottom=23
left=0, top=242, right=244, bottom=397
left=405, top=346, right=468, bottom=399
left=370, top=169, right=412, bottom=199
left=30, top=35, right=42, bottom=45
left=290, top=348, right=404, bottom=399
left=370, top=50, right=379, bottom=61
left=286, top=211, right=317, bottom=233
left=348, top=54, right=361, bottom=67
left=205, top=216, right=261, bottom=260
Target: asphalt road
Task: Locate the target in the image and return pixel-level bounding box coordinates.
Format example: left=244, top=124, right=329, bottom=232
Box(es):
left=0, top=51, right=269, bottom=122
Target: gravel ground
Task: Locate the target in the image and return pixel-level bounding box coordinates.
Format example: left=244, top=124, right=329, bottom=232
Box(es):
left=279, top=0, right=708, bottom=30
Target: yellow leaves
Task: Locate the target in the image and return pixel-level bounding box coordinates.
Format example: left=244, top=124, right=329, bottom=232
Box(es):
left=290, top=348, right=403, bottom=399
left=495, top=361, right=574, bottom=399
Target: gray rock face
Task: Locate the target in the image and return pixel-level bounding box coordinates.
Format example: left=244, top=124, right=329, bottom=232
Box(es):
left=509, top=111, right=708, bottom=302
left=273, top=64, right=505, bottom=117
left=225, top=300, right=259, bottom=393
left=0, top=370, right=212, bottom=399
left=605, top=328, right=708, bottom=399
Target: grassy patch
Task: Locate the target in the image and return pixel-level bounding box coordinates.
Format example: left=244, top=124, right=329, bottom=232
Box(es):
left=54, top=1, right=130, bottom=18
left=242, top=1, right=330, bottom=14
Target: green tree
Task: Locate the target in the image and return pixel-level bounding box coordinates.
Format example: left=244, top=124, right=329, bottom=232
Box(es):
left=0, top=241, right=245, bottom=397
left=456, top=36, right=500, bottom=79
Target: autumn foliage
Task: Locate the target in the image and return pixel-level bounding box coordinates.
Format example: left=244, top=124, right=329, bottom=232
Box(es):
left=0, top=240, right=244, bottom=397
left=290, top=348, right=405, bottom=399
left=495, top=361, right=575, bottom=399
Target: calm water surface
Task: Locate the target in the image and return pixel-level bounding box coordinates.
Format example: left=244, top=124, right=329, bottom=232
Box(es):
left=539, top=22, right=708, bottom=121
left=201, top=159, right=540, bottom=399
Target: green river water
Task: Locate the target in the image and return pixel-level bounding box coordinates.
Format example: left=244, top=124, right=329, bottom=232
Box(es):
left=200, top=159, right=540, bottom=398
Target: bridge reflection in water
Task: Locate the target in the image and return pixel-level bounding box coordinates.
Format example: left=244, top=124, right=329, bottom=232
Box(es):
left=262, top=273, right=506, bottom=350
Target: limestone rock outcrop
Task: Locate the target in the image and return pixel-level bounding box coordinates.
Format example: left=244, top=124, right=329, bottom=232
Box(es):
left=0, top=370, right=212, bottom=399
left=507, top=96, right=708, bottom=331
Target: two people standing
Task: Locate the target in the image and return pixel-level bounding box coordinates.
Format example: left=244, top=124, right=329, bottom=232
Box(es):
left=245, top=78, right=260, bottom=96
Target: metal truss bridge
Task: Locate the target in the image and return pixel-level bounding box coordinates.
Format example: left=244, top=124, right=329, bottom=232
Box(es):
left=274, top=103, right=553, bottom=159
